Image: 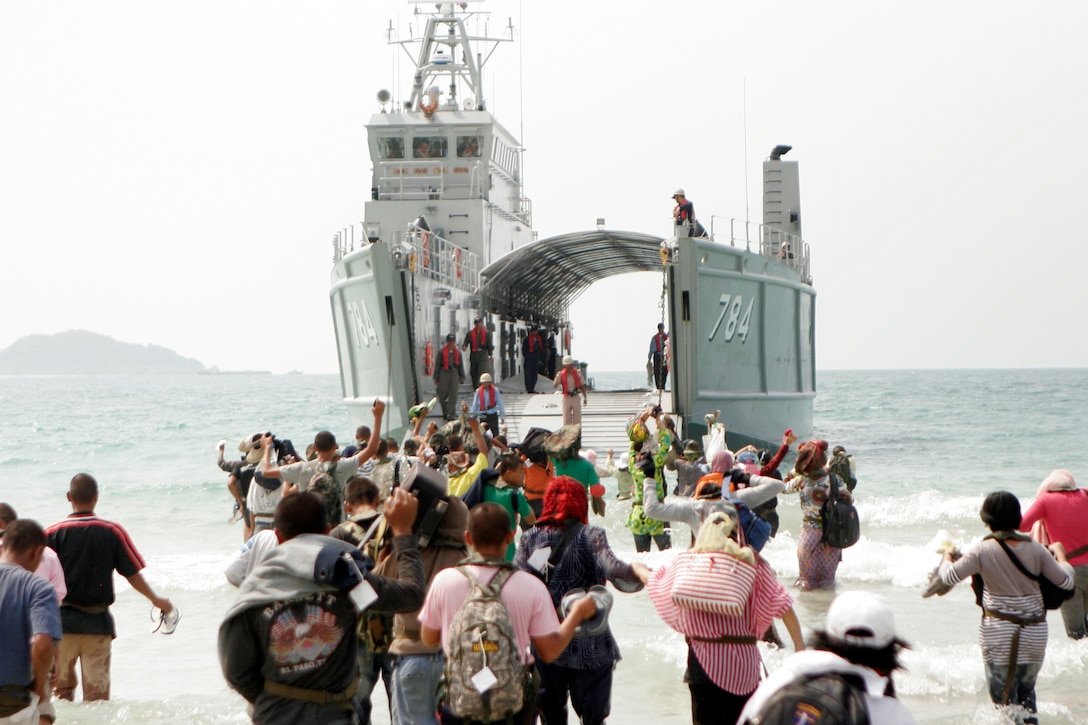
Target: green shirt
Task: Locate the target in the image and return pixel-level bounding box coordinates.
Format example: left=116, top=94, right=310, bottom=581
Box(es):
left=482, top=484, right=532, bottom=560
left=552, top=457, right=599, bottom=491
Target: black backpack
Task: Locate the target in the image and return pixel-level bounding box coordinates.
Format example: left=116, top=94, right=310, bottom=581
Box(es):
left=743, top=672, right=870, bottom=725
left=518, top=427, right=551, bottom=463
left=821, top=475, right=860, bottom=549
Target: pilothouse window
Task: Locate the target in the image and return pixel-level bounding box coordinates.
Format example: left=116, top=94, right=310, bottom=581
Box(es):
left=413, top=136, right=447, bottom=158
left=456, top=136, right=482, bottom=157
left=378, top=137, right=404, bottom=159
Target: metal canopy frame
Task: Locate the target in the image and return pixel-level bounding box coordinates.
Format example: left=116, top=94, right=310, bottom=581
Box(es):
left=479, top=229, right=665, bottom=325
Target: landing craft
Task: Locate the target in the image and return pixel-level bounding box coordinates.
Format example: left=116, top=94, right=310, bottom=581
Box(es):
left=328, top=1, right=815, bottom=449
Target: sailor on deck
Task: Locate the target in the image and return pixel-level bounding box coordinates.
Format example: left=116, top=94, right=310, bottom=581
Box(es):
left=671, top=188, right=706, bottom=238
left=461, top=317, right=493, bottom=388
left=522, top=324, right=545, bottom=394
left=469, top=373, right=506, bottom=436
left=433, top=333, right=465, bottom=421
left=648, top=322, right=669, bottom=391
left=554, top=355, right=588, bottom=426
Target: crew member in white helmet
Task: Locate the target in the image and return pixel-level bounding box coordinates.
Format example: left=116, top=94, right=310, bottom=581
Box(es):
left=468, top=372, right=505, bottom=435
left=553, top=355, right=587, bottom=426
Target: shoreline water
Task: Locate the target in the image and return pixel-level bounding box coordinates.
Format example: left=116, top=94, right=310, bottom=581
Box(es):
left=3, top=370, right=1088, bottom=724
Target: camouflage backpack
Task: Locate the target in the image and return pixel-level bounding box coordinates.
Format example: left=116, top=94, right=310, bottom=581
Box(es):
left=443, top=559, right=525, bottom=721
left=307, top=464, right=344, bottom=526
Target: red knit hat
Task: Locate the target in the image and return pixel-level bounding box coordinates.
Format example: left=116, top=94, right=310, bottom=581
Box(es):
left=537, top=475, right=589, bottom=526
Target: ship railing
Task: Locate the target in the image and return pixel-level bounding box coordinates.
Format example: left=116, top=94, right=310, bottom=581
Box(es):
left=399, top=226, right=481, bottom=292
left=372, top=160, right=486, bottom=201
left=707, top=217, right=813, bottom=284
left=330, top=223, right=480, bottom=291
left=518, top=196, right=533, bottom=228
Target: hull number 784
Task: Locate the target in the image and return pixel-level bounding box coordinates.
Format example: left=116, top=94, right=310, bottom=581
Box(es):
left=708, top=293, right=754, bottom=343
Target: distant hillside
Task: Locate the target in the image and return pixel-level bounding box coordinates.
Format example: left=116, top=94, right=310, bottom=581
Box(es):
left=0, top=330, right=206, bottom=374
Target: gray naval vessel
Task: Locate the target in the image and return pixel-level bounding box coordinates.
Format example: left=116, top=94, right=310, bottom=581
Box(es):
left=328, top=1, right=815, bottom=449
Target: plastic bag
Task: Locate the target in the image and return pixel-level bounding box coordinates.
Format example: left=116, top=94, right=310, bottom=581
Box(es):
left=703, top=423, right=726, bottom=462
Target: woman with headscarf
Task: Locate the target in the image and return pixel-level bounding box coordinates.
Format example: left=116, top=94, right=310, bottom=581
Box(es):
left=782, top=439, right=851, bottom=589
left=939, top=491, right=1073, bottom=724
left=1019, top=469, right=1088, bottom=640
left=647, top=511, right=804, bottom=724
left=515, top=476, right=649, bottom=725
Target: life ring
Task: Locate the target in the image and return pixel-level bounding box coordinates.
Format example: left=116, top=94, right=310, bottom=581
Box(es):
left=421, top=230, right=431, bottom=268
left=453, top=247, right=462, bottom=278
left=420, top=94, right=438, bottom=115
left=563, top=326, right=571, bottom=352
left=424, top=340, right=435, bottom=376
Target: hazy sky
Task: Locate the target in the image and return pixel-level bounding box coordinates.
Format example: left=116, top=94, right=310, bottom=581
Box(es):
left=2, top=1, right=1085, bottom=374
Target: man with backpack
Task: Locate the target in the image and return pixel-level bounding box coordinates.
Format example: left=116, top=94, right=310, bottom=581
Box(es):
left=738, top=590, right=916, bottom=725
left=329, top=477, right=394, bottom=725
left=257, top=400, right=386, bottom=525
left=419, top=503, right=599, bottom=725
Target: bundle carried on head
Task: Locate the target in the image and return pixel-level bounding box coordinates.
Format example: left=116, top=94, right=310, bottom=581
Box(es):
left=544, top=425, right=582, bottom=462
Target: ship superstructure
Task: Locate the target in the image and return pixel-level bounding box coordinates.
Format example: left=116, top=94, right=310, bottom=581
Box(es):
left=330, top=2, right=541, bottom=434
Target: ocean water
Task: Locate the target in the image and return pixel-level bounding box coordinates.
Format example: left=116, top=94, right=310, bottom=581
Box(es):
left=2, top=369, right=1088, bottom=724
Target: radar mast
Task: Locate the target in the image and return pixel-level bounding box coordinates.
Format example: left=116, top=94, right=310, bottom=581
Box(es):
left=397, top=1, right=512, bottom=112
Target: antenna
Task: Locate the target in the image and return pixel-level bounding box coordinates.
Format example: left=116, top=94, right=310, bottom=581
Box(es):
left=743, top=78, right=750, bottom=224
left=517, top=4, right=524, bottom=193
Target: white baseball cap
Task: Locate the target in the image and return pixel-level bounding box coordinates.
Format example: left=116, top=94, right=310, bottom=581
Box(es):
left=825, top=591, right=898, bottom=649
left=479, top=373, right=493, bottom=383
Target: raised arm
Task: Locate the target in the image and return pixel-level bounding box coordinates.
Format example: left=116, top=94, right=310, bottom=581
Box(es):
left=760, top=430, right=797, bottom=476
left=355, top=399, right=386, bottom=465
left=367, top=489, right=425, bottom=612
left=731, top=476, right=786, bottom=508
left=258, top=435, right=283, bottom=478
left=642, top=478, right=701, bottom=530
left=468, top=416, right=487, bottom=457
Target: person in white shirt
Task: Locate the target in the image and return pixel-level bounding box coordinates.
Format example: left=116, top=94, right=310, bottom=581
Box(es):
left=738, top=590, right=917, bottom=725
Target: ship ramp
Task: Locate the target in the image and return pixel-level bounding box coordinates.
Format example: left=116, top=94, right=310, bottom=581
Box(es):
left=499, top=390, right=675, bottom=455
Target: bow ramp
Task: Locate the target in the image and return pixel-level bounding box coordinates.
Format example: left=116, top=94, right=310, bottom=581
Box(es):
left=495, top=390, right=674, bottom=456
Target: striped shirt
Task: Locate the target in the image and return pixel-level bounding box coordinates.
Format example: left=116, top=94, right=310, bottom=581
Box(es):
left=647, top=555, right=793, bottom=694
left=941, top=537, right=1073, bottom=664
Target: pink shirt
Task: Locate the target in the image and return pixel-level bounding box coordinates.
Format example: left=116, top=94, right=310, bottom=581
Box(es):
left=37, top=546, right=67, bottom=604
left=1021, top=489, right=1088, bottom=566
left=418, top=565, right=561, bottom=665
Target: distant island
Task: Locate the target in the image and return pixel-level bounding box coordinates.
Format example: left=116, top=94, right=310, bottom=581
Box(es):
left=0, top=330, right=207, bottom=375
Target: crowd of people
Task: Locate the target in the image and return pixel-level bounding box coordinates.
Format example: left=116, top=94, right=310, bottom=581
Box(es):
left=202, top=401, right=889, bottom=725
left=4, top=398, right=1086, bottom=725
